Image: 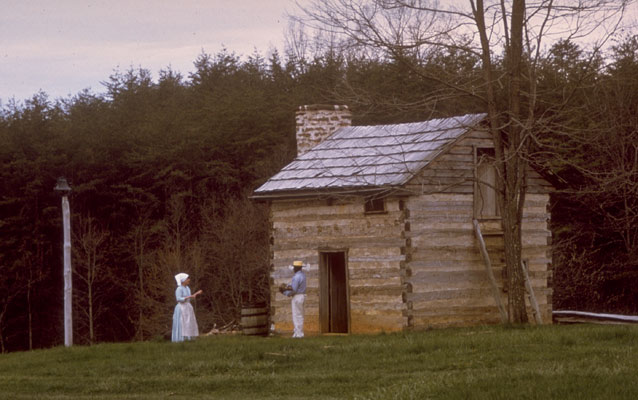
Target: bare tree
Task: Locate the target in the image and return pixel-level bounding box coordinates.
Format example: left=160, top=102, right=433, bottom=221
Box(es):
left=22, top=250, right=46, bottom=350
left=294, top=0, right=631, bottom=322
left=144, top=194, right=203, bottom=336
left=73, top=215, right=110, bottom=344
left=124, top=193, right=211, bottom=338
left=0, top=263, right=27, bottom=353
left=549, top=35, right=638, bottom=312
left=200, top=195, right=270, bottom=326
left=128, top=213, right=161, bottom=341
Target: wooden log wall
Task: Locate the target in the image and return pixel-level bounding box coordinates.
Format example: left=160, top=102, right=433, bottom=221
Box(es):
left=267, top=127, right=553, bottom=334
left=269, top=198, right=407, bottom=334
left=402, top=129, right=553, bottom=328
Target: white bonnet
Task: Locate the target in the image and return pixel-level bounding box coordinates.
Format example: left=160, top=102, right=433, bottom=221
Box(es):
left=174, top=273, right=189, bottom=286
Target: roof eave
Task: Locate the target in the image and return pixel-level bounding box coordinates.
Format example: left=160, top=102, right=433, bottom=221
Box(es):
left=250, top=185, right=410, bottom=201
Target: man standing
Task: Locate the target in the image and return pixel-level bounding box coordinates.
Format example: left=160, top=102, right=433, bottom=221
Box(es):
left=285, top=260, right=307, bottom=338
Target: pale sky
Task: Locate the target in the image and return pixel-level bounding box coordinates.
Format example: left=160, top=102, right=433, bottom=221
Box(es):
left=0, top=0, right=304, bottom=103
left=2, top=1, right=636, bottom=105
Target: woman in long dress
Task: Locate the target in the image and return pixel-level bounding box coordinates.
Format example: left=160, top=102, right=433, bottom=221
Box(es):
left=171, top=273, right=203, bottom=342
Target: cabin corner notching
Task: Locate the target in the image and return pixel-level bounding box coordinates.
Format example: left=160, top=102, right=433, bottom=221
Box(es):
left=254, top=106, right=553, bottom=334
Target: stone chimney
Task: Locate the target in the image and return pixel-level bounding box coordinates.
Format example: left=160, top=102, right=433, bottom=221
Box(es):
left=296, top=104, right=352, bottom=157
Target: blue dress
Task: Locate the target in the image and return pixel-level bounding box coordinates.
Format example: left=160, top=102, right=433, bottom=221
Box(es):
left=171, top=285, right=199, bottom=342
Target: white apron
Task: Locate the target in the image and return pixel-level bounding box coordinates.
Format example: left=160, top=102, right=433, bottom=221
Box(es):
left=179, top=301, right=199, bottom=338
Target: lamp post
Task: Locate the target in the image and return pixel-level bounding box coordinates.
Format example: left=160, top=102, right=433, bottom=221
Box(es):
left=54, top=177, right=72, bottom=347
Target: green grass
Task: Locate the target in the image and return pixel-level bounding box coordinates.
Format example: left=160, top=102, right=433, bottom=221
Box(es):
left=1, top=324, right=637, bottom=399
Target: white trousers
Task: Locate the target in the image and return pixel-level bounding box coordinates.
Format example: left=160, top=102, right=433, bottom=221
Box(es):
left=291, top=294, right=305, bottom=338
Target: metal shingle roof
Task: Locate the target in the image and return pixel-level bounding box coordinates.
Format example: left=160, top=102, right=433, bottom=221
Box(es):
left=254, top=113, right=486, bottom=196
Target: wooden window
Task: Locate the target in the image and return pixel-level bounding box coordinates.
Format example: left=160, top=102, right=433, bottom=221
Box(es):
left=364, top=198, right=385, bottom=214
left=475, top=148, right=500, bottom=218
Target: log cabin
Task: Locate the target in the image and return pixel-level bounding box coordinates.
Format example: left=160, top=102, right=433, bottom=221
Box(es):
left=252, top=105, right=553, bottom=334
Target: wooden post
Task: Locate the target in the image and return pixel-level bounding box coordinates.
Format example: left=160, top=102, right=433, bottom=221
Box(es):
left=62, top=195, right=73, bottom=346
left=522, top=260, right=542, bottom=324
left=55, top=177, right=73, bottom=347
left=473, top=219, right=508, bottom=323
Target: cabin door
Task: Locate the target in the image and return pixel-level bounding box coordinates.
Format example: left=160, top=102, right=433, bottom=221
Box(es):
left=319, top=251, right=349, bottom=333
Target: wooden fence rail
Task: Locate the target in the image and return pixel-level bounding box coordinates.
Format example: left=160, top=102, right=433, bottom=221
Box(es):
left=553, top=310, right=638, bottom=325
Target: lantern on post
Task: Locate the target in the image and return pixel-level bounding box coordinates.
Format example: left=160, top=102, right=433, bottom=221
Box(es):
left=54, top=177, right=72, bottom=347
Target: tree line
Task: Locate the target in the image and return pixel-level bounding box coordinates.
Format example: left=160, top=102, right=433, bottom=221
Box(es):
left=0, top=27, right=637, bottom=351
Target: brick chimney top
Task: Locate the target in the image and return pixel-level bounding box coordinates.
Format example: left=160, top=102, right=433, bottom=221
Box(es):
left=295, top=105, right=351, bottom=157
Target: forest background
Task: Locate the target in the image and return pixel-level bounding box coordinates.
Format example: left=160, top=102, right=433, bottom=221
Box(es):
left=1, top=20, right=637, bottom=352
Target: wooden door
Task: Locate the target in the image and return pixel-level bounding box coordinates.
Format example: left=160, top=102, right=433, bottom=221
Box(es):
left=319, top=252, right=349, bottom=333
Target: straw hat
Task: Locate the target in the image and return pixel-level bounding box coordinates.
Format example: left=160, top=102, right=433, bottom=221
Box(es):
left=289, top=260, right=306, bottom=270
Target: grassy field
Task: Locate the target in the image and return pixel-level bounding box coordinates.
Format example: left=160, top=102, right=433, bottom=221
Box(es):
left=0, top=324, right=637, bottom=399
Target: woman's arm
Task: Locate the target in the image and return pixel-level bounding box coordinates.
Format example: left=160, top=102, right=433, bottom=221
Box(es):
left=186, top=289, right=203, bottom=299
left=176, top=287, right=203, bottom=302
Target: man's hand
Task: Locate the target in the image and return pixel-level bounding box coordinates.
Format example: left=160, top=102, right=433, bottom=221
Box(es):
left=278, top=283, right=292, bottom=294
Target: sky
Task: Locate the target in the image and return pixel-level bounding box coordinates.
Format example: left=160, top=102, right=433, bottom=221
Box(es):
left=0, top=0, right=305, bottom=103
left=2, top=1, right=636, bottom=105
